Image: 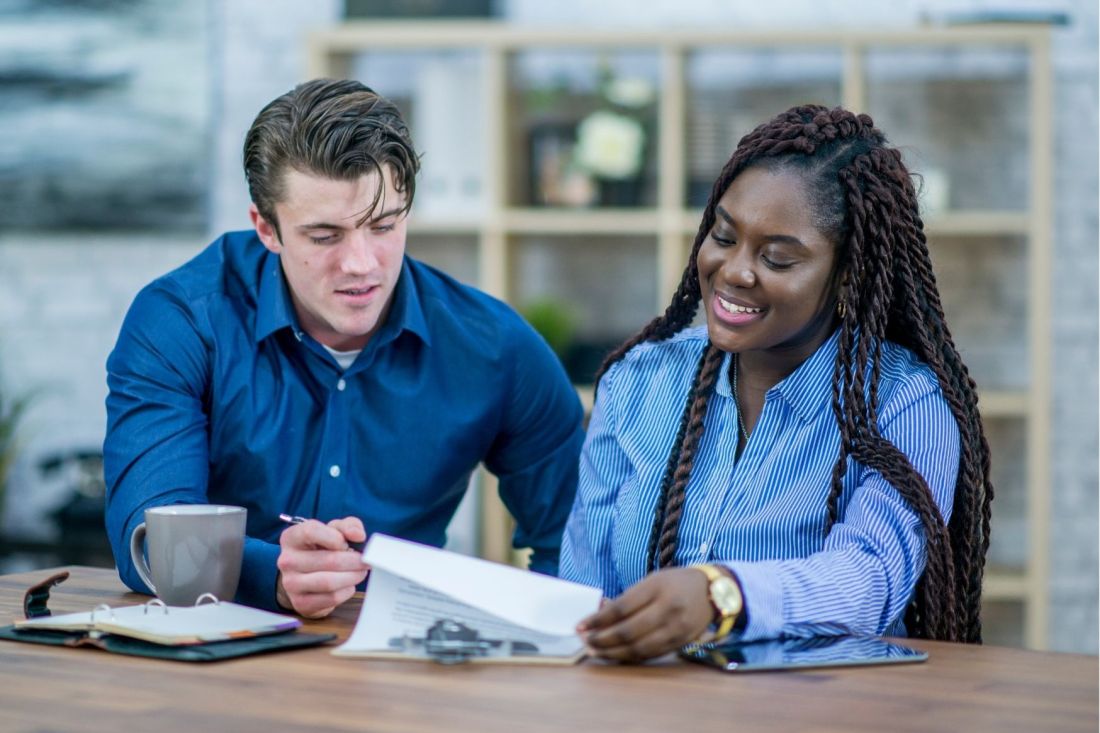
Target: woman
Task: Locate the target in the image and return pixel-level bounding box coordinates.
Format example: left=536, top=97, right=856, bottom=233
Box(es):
left=560, top=105, right=992, bottom=662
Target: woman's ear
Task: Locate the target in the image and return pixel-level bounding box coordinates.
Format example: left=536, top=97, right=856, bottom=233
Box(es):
left=833, top=267, right=849, bottom=319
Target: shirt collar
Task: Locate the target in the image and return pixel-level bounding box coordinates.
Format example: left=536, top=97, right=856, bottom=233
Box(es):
left=714, top=328, right=841, bottom=424
left=370, top=257, right=432, bottom=349
left=253, top=253, right=432, bottom=349
left=254, top=249, right=300, bottom=343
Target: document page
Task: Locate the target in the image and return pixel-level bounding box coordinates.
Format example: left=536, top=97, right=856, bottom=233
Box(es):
left=338, top=569, right=584, bottom=657
left=333, top=535, right=603, bottom=662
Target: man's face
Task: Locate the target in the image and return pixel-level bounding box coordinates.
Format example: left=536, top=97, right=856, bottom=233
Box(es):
left=251, top=167, right=408, bottom=351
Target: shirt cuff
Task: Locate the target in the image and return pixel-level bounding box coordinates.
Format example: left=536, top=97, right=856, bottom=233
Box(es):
left=721, top=560, right=787, bottom=641
left=236, top=537, right=282, bottom=611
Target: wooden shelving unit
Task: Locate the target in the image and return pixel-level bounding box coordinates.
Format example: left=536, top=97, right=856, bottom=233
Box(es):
left=308, top=22, right=1052, bottom=648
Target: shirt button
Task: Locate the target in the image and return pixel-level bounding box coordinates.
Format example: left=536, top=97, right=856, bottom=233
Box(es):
left=337, top=378, right=346, bottom=391
left=329, top=465, right=341, bottom=478
left=699, top=541, right=709, bottom=556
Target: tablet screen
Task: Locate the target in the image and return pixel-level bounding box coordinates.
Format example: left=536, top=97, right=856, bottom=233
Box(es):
left=679, top=635, right=928, bottom=673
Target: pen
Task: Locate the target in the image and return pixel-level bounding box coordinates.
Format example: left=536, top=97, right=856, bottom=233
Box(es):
left=278, top=513, right=367, bottom=553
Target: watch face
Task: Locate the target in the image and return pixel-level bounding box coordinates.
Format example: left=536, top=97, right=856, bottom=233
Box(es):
left=711, top=577, right=742, bottom=615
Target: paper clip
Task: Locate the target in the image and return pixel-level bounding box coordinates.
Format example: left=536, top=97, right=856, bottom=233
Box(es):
left=388, top=619, right=539, bottom=665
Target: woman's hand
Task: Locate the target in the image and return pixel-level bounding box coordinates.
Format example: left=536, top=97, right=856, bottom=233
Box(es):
left=577, top=567, right=714, bottom=662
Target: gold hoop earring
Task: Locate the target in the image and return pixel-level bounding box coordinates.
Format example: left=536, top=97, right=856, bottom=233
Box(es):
left=837, top=299, right=846, bottom=318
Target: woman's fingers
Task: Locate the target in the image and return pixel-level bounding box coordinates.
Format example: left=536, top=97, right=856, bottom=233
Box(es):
left=580, top=568, right=714, bottom=662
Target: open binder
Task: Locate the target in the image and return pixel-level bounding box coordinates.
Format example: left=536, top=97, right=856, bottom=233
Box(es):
left=0, top=571, right=335, bottom=662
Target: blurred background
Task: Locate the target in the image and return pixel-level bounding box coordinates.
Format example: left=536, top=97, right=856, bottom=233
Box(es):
left=0, top=0, right=1095, bottom=653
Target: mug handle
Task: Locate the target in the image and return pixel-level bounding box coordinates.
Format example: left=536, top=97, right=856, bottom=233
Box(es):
left=129, top=522, right=158, bottom=594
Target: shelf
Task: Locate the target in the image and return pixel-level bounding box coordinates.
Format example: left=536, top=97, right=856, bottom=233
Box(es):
left=309, top=22, right=1051, bottom=54
left=679, top=209, right=1029, bottom=236
left=504, top=208, right=661, bottom=235
left=924, top=211, right=1030, bottom=236
left=984, top=569, right=1031, bottom=601
left=978, top=390, right=1029, bottom=417
left=409, top=208, right=1030, bottom=239
left=407, top=219, right=483, bottom=235
left=315, top=22, right=1052, bottom=650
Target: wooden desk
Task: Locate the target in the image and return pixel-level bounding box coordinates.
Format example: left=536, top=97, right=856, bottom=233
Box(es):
left=1, top=567, right=1095, bottom=733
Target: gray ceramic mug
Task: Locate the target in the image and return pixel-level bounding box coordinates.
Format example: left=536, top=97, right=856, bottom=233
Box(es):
left=129, top=505, right=247, bottom=606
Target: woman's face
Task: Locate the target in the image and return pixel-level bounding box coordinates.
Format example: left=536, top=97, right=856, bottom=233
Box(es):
left=697, top=165, right=840, bottom=372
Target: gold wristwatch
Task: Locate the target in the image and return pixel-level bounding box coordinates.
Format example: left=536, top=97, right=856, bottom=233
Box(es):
left=691, top=564, right=743, bottom=641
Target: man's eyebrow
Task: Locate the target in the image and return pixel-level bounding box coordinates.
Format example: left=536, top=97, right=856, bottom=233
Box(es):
left=295, top=206, right=405, bottom=232
left=354, top=206, right=405, bottom=229
left=296, top=221, right=343, bottom=231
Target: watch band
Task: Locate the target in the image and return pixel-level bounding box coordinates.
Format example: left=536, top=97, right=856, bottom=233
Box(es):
left=691, top=564, right=742, bottom=640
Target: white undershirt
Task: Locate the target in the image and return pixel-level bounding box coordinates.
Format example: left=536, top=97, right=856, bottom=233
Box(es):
left=321, top=344, right=362, bottom=371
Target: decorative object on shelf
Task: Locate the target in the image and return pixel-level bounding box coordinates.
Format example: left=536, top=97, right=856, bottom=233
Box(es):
left=573, top=67, right=655, bottom=207
left=412, top=58, right=487, bottom=218
left=527, top=61, right=655, bottom=208
left=529, top=122, right=597, bottom=207
left=520, top=298, right=577, bottom=365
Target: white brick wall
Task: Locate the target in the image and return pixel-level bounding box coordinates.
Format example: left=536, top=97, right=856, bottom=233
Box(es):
left=0, top=235, right=203, bottom=535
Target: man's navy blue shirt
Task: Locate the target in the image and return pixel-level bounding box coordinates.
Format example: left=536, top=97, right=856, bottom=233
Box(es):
left=104, top=231, right=584, bottom=609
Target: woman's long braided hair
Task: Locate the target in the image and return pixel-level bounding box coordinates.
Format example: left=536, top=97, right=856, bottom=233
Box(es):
left=597, top=105, right=993, bottom=643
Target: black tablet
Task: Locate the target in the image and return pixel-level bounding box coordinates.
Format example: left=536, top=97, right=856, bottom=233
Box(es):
left=679, top=634, right=928, bottom=673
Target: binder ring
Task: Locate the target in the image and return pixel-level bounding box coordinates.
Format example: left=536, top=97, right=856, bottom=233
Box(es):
left=89, top=603, right=114, bottom=623
left=143, top=599, right=168, bottom=615
left=195, top=593, right=220, bottom=606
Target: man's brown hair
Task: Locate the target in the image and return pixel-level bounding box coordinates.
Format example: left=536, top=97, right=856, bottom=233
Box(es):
left=243, top=78, right=419, bottom=237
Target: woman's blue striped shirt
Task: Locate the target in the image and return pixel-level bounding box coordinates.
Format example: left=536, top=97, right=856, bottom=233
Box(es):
left=559, top=326, right=959, bottom=641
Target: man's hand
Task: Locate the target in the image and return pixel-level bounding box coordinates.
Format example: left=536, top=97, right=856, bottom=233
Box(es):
left=275, top=517, right=370, bottom=618
left=577, top=567, right=713, bottom=663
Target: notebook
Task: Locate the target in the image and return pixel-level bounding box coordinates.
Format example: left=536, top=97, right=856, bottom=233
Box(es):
left=15, top=599, right=301, bottom=646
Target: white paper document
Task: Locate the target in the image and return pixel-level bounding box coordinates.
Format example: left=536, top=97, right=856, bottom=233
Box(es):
left=334, top=534, right=603, bottom=664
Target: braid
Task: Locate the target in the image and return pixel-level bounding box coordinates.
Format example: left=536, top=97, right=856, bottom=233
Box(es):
left=651, top=345, right=724, bottom=569
left=815, top=113, right=992, bottom=643
left=643, top=346, right=715, bottom=571
left=602, top=104, right=992, bottom=643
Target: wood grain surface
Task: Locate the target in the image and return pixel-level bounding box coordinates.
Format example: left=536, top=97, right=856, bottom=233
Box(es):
left=0, top=567, right=1095, bottom=733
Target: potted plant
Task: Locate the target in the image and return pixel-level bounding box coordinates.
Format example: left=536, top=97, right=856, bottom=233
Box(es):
left=0, top=381, right=33, bottom=524
left=520, top=298, right=578, bottom=367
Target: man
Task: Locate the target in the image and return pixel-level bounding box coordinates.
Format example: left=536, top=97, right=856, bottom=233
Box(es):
left=104, top=79, right=584, bottom=616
